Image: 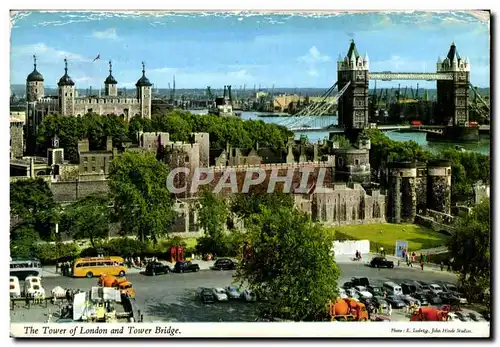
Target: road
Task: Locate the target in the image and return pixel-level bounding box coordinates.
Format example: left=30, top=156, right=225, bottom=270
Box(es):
left=10, top=262, right=456, bottom=323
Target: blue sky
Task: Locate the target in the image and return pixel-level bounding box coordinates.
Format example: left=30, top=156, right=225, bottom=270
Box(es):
left=10, top=11, right=490, bottom=89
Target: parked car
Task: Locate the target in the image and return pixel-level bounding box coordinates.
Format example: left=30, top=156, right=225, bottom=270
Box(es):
left=372, top=296, right=390, bottom=311
left=440, top=282, right=459, bottom=293
left=212, top=258, right=237, bottom=271
left=428, top=283, right=444, bottom=295
left=173, top=261, right=200, bottom=273
left=354, top=286, right=373, bottom=299
left=399, top=295, right=421, bottom=307
left=385, top=295, right=406, bottom=309
left=367, top=285, right=383, bottom=296
left=411, top=292, right=429, bottom=306
left=468, top=312, right=487, bottom=322
left=370, top=257, right=394, bottom=268
left=426, top=294, right=443, bottom=305
left=346, top=288, right=360, bottom=300
left=342, top=281, right=355, bottom=289
left=225, top=286, right=242, bottom=299
left=212, top=288, right=229, bottom=301
left=350, top=277, right=370, bottom=287
left=438, top=291, right=462, bottom=305
left=401, top=282, right=419, bottom=296
left=447, top=312, right=459, bottom=321
left=455, top=311, right=472, bottom=322
left=144, top=262, right=171, bottom=276
left=200, top=288, right=216, bottom=304
left=338, top=288, right=348, bottom=299
left=241, top=289, right=257, bottom=302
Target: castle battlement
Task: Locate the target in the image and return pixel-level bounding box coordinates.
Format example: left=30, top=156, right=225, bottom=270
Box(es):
left=211, top=160, right=335, bottom=172
left=74, top=97, right=139, bottom=105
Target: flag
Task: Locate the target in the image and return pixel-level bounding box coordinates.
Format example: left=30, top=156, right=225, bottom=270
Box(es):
left=93, top=54, right=100, bottom=62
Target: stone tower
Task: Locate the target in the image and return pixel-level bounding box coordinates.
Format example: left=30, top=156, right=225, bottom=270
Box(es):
left=426, top=160, right=452, bottom=215
left=57, top=58, right=76, bottom=116
left=104, top=60, right=118, bottom=97
left=26, top=54, right=44, bottom=102
left=337, top=40, right=370, bottom=142
left=191, top=132, right=210, bottom=167
left=436, top=42, right=470, bottom=126
left=136, top=62, right=152, bottom=119
left=387, top=162, right=417, bottom=224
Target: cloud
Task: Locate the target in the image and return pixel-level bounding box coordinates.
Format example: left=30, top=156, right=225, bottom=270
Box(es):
left=150, top=66, right=177, bottom=73
left=13, top=43, right=92, bottom=63
left=307, top=68, right=318, bottom=77
left=92, top=28, right=119, bottom=40
left=370, top=55, right=434, bottom=72
left=298, top=46, right=331, bottom=64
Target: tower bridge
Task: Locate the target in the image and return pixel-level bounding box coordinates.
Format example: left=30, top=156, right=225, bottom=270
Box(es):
left=285, top=40, right=489, bottom=143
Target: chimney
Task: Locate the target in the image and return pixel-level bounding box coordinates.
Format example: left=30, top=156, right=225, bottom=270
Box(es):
left=223, top=85, right=227, bottom=99
left=228, top=85, right=232, bottom=102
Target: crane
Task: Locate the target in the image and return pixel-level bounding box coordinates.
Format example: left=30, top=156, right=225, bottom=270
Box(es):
left=416, top=83, right=419, bottom=99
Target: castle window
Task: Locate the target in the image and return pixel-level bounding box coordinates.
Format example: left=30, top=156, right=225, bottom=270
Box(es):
left=92, top=166, right=96, bottom=172
left=338, top=157, right=343, bottom=166
left=355, top=159, right=359, bottom=165
left=83, top=157, right=88, bottom=163
left=185, top=156, right=190, bottom=163
left=35, top=89, right=38, bottom=93
left=84, top=167, right=88, bottom=172
left=65, top=93, right=67, bottom=97
left=91, top=156, right=95, bottom=161
left=447, top=169, right=451, bottom=175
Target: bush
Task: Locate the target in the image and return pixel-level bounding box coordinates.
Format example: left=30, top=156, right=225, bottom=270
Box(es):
left=195, top=232, right=247, bottom=257
left=102, top=238, right=146, bottom=257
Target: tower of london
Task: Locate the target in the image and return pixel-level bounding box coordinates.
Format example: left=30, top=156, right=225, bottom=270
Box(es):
left=25, top=56, right=153, bottom=154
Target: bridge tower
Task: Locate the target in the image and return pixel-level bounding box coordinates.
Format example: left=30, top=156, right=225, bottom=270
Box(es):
left=337, top=40, right=370, bottom=142
left=436, top=42, right=470, bottom=127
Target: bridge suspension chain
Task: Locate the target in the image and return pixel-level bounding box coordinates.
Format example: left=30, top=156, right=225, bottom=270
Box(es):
left=309, top=81, right=351, bottom=117
left=468, top=82, right=490, bottom=121
left=294, top=82, right=338, bottom=117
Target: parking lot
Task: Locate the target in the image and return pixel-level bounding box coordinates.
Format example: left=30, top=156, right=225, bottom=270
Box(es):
left=10, top=261, right=458, bottom=323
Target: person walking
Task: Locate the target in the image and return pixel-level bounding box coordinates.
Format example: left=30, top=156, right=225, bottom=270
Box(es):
left=420, top=259, right=424, bottom=270
left=388, top=304, right=392, bottom=317
left=440, top=262, right=444, bottom=271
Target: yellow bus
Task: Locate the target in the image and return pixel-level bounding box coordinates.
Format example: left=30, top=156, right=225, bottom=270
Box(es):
left=72, top=257, right=127, bottom=278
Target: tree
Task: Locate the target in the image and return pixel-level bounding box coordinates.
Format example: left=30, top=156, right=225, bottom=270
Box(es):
left=447, top=199, right=490, bottom=304
left=62, top=195, right=110, bottom=249
left=235, top=207, right=341, bottom=321
left=231, top=191, right=294, bottom=220
left=196, top=190, right=229, bottom=255
left=10, top=178, right=58, bottom=240
left=109, top=152, right=176, bottom=243
left=198, top=190, right=228, bottom=241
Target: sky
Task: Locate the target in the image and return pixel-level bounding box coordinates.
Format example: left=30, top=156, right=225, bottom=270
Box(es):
left=10, top=11, right=490, bottom=90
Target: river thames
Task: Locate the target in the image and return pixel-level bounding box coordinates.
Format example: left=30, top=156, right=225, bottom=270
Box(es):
left=190, top=110, right=490, bottom=155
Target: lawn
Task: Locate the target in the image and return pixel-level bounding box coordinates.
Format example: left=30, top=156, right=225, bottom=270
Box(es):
left=329, top=223, right=449, bottom=254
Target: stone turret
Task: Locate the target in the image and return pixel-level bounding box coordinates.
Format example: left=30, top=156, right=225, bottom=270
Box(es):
left=427, top=159, right=452, bottom=214
left=26, top=54, right=44, bottom=102
left=387, top=161, right=417, bottom=223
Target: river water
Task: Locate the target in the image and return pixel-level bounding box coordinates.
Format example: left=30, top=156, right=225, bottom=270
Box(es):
left=189, top=110, right=490, bottom=155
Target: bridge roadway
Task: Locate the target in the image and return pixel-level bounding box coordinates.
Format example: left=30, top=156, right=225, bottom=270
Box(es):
left=292, top=124, right=490, bottom=133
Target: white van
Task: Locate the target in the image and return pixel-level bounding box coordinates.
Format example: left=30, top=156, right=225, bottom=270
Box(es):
left=9, top=276, right=21, bottom=298
left=24, top=276, right=45, bottom=297
left=383, top=281, right=403, bottom=296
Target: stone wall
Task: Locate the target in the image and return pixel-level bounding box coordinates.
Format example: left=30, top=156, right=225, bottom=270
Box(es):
left=10, top=121, right=24, bottom=159
left=50, top=179, right=109, bottom=202
left=427, top=175, right=451, bottom=214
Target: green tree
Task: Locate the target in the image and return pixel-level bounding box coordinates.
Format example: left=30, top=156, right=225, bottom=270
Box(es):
left=196, top=190, right=229, bottom=255
left=10, top=178, right=58, bottom=240
left=447, top=199, right=490, bottom=304
left=62, top=195, right=111, bottom=249
left=109, top=152, right=176, bottom=243
left=235, top=207, right=341, bottom=321
left=10, top=225, right=40, bottom=258
left=198, top=190, right=228, bottom=241
left=231, top=191, right=294, bottom=220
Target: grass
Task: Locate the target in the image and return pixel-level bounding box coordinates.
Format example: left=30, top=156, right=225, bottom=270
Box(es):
left=329, top=223, right=449, bottom=254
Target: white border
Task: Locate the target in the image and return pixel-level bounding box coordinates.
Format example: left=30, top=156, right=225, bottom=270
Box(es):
left=2, top=1, right=498, bottom=346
